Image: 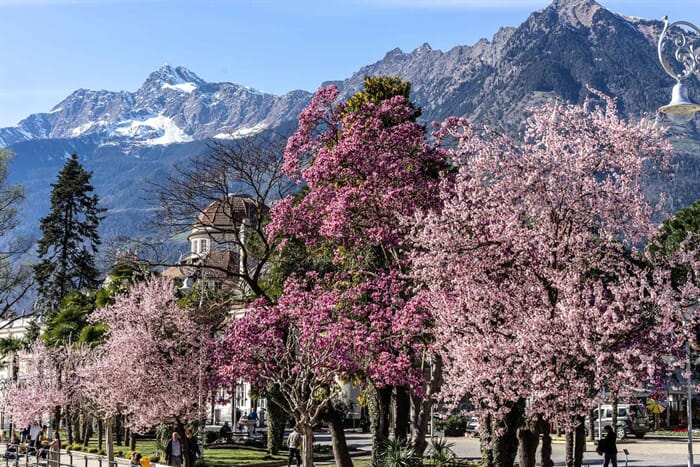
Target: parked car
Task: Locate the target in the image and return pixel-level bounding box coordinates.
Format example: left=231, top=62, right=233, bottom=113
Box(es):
left=465, top=416, right=480, bottom=434
left=585, top=404, right=650, bottom=440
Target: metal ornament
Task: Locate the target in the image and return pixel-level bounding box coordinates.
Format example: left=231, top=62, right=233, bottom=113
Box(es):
left=657, top=17, right=700, bottom=120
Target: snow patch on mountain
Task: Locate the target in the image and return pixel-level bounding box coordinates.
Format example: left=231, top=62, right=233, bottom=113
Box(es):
left=71, top=121, right=99, bottom=137
left=214, top=122, right=269, bottom=140
left=114, top=115, right=193, bottom=146
left=162, top=82, right=197, bottom=93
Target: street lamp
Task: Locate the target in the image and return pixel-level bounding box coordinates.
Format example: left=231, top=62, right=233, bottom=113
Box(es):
left=685, top=336, right=694, bottom=467
left=657, top=16, right=700, bottom=123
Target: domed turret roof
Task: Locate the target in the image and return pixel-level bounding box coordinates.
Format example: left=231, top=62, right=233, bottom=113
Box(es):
left=194, top=194, right=265, bottom=231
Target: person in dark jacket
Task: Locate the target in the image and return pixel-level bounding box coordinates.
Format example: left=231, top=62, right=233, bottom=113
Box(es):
left=596, top=425, right=617, bottom=467
left=165, top=432, right=183, bottom=467
left=185, top=428, right=201, bottom=467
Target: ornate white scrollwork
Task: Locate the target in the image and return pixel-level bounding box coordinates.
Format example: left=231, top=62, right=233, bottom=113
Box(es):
left=658, top=16, right=700, bottom=83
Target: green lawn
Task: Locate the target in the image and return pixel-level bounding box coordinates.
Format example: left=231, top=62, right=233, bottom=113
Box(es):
left=123, top=439, right=286, bottom=466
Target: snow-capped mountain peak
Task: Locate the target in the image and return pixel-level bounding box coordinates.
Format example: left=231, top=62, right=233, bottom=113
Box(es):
left=0, top=65, right=312, bottom=149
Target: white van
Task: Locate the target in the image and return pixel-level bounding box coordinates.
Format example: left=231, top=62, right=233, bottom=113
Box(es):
left=586, top=404, right=650, bottom=440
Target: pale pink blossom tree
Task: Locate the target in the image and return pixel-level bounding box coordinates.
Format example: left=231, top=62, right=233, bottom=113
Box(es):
left=86, top=276, right=210, bottom=466
left=2, top=341, right=66, bottom=430
left=412, top=96, right=678, bottom=467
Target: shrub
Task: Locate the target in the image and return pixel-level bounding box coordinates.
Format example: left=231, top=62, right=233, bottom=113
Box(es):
left=149, top=455, right=160, bottom=463
left=204, top=431, right=218, bottom=444
left=116, top=450, right=124, bottom=458
left=88, top=448, right=99, bottom=454
left=98, top=449, right=106, bottom=456
left=312, top=444, right=332, bottom=455
left=435, top=415, right=468, bottom=437
left=71, top=444, right=82, bottom=451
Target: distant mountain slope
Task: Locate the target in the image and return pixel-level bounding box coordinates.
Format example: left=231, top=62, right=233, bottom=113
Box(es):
left=3, top=0, right=699, bottom=246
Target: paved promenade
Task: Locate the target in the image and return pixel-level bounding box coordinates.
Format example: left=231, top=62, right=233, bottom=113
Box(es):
left=339, top=431, right=700, bottom=466
left=2, top=432, right=699, bottom=466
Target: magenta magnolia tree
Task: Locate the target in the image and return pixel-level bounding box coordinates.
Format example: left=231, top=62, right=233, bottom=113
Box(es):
left=412, top=96, right=681, bottom=465
left=267, top=84, right=445, bottom=258
left=85, top=276, right=210, bottom=434
left=215, top=82, right=444, bottom=465
left=216, top=270, right=430, bottom=467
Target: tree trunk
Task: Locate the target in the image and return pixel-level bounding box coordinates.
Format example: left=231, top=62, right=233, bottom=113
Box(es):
left=82, top=416, right=92, bottom=447
left=234, top=384, right=238, bottom=426
left=565, top=430, right=574, bottom=467
left=394, top=387, right=410, bottom=440
left=65, top=406, right=73, bottom=445
left=517, top=417, right=540, bottom=467
left=106, top=418, right=114, bottom=462
left=323, top=405, right=352, bottom=467
left=97, top=419, right=104, bottom=451
left=410, top=356, right=442, bottom=457
left=53, top=406, right=62, bottom=442
left=612, top=399, right=618, bottom=435
left=129, top=430, right=137, bottom=451
left=574, top=415, right=585, bottom=467
left=481, top=413, right=494, bottom=467
left=368, top=385, right=392, bottom=466
left=115, top=415, right=123, bottom=446
left=588, top=408, right=595, bottom=441
left=539, top=415, right=554, bottom=467
left=266, top=386, right=287, bottom=455
left=301, top=424, right=314, bottom=467
left=72, top=411, right=81, bottom=445
left=491, top=399, right=523, bottom=467
left=481, top=401, right=523, bottom=467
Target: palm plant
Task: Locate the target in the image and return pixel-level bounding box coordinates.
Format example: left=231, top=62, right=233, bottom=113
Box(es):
left=379, top=437, right=420, bottom=467
left=427, top=437, right=457, bottom=466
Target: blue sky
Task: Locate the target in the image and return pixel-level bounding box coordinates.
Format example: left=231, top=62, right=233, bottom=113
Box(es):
left=0, top=0, right=697, bottom=127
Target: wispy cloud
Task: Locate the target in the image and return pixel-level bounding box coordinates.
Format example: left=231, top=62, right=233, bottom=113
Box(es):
left=351, top=0, right=547, bottom=9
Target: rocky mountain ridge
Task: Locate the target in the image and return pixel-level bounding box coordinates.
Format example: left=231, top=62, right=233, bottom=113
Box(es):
left=0, top=65, right=312, bottom=150
left=3, top=0, right=699, bottom=243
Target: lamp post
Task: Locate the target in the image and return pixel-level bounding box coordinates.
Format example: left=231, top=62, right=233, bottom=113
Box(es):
left=657, top=16, right=700, bottom=122
left=685, top=336, right=694, bottom=467
left=657, top=17, right=699, bottom=467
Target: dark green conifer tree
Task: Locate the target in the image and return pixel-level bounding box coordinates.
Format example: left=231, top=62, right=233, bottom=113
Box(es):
left=34, top=153, right=105, bottom=314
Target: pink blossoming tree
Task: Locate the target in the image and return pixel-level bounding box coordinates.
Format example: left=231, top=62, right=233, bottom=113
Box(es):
left=2, top=341, right=69, bottom=429
left=86, top=276, right=210, bottom=467
left=216, top=270, right=429, bottom=467
left=412, top=96, right=680, bottom=467
left=216, top=78, right=445, bottom=466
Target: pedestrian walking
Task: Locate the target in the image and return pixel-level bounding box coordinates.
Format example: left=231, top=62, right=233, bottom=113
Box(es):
left=165, top=432, right=183, bottom=467
left=48, top=433, right=60, bottom=467
left=286, top=426, right=302, bottom=467
left=596, top=425, right=617, bottom=467
left=185, top=428, right=201, bottom=467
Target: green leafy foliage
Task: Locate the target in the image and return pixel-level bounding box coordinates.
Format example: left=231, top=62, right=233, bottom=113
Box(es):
left=434, top=415, right=468, bottom=437
left=41, top=290, right=95, bottom=347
